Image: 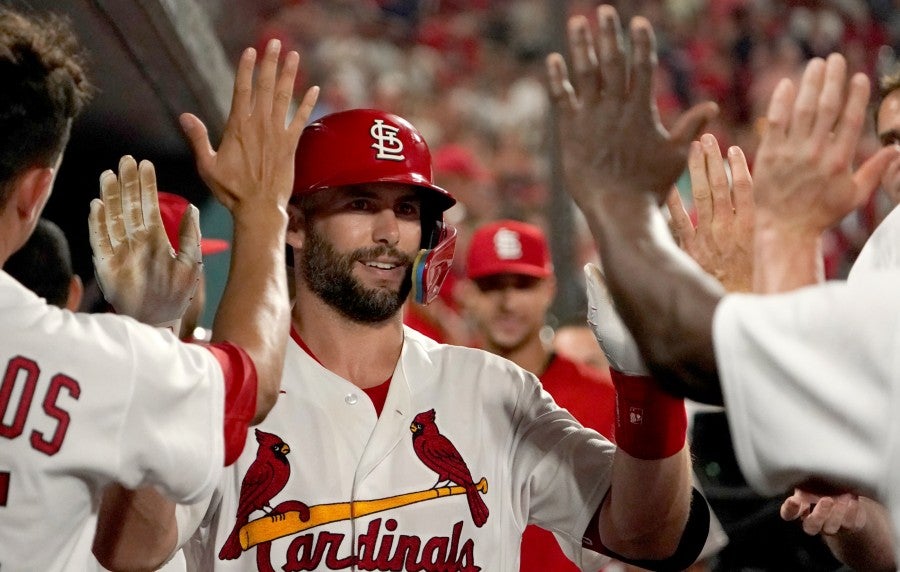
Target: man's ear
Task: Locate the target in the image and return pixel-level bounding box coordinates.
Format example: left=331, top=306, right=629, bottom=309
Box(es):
left=15, top=167, right=55, bottom=224
left=286, top=203, right=305, bottom=249
left=66, top=275, right=83, bottom=312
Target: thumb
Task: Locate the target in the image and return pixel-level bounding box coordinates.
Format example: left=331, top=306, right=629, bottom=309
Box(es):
left=670, top=101, right=719, bottom=146
left=854, top=146, right=900, bottom=201
left=179, top=113, right=215, bottom=175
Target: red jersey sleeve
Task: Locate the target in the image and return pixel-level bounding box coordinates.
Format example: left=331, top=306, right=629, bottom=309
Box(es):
left=203, top=342, right=257, bottom=465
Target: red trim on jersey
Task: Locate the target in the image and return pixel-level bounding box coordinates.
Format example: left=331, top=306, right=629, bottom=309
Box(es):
left=203, top=342, right=257, bottom=466
left=362, top=378, right=391, bottom=417
left=291, top=326, right=392, bottom=416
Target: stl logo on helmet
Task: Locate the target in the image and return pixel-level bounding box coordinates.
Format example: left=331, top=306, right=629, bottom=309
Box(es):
left=493, top=228, right=523, bottom=260
left=370, top=119, right=405, bottom=161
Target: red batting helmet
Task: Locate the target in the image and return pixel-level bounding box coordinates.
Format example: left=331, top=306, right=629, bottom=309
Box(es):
left=293, top=109, right=458, bottom=305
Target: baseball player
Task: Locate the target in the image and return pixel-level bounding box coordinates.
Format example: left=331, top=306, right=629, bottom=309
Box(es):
left=0, top=6, right=318, bottom=569
left=100, top=108, right=710, bottom=571
left=545, top=3, right=900, bottom=568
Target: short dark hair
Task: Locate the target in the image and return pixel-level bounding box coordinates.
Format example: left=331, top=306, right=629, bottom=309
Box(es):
left=0, top=7, right=92, bottom=211
left=4, top=218, right=74, bottom=307
left=874, top=68, right=900, bottom=133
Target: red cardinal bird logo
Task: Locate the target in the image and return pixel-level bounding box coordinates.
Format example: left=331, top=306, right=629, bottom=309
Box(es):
left=410, top=409, right=489, bottom=527
left=219, top=429, right=291, bottom=560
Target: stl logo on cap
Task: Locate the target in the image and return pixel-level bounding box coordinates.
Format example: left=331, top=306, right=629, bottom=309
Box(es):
left=493, top=228, right=524, bottom=261
left=370, top=119, right=405, bottom=161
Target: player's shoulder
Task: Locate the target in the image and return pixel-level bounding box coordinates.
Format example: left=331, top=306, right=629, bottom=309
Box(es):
left=546, top=353, right=611, bottom=386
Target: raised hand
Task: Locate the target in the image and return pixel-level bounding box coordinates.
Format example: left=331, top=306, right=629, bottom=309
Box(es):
left=667, top=135, right=754, bottom=292
left=179, top=39, right=319, bottom=216
left=545, top=5, right=718, bottom=212
left=754, top=54, right=900, bottom=236
left=88, top=156, right=201, bottom=325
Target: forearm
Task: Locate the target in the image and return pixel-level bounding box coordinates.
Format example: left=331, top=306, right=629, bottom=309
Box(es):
left=599, top=448, right=693, bottom=559
left=581, top=193, right=725, bottom=404
left=824, top=497, right=897, bottom=571
left=753, top=214, right=824, bottom=293
left=93, top=485, right=177, bottom=572
left=212, top=206, right=290, bottom=423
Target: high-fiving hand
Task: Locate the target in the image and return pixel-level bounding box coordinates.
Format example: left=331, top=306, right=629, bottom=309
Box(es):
left=89, top=156, right=201, bottom=325
left=179, top=39, right=319, bottom=216
left=546, top=5, right=718, bottom=213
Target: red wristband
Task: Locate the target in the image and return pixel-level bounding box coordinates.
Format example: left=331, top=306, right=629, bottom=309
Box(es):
left=611, top=369, right=686, bottom=460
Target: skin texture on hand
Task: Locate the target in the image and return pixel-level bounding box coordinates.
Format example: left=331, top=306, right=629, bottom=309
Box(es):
left=667, top=136, right=754, bottom=293
left=88, top=156, right=202, bottom=324
left=752, top=54, right=900, bottom=293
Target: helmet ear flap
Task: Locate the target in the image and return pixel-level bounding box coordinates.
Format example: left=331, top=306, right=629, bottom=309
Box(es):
left=412, top=223, right=457, bottom=305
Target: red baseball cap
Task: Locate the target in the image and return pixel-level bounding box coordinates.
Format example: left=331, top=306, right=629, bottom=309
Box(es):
left=157, top=192, right=230, bottom=256
left=465, top=220, right=553, bottom=279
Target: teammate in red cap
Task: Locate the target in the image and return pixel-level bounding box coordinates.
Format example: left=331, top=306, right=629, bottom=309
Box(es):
left=459, top=219, right=616, bottom=572
left=104, top=109, right=710, bottom=571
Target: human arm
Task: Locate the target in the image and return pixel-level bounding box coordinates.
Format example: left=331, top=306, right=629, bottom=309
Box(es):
left=546, top=6, right=723, bottom=404
left=91, top=39, right=318, bottom=571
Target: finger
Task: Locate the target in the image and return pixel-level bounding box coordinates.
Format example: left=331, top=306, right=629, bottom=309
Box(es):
left=546, top=53, right=580, bottom=113
left=789, top=57, right=826, bottom=138
left=780, top=495, right=807, bottom=521
left=180, top=113, right=215, bottom=179
left=567, top=16, right=600, bottom=103
left=118, top=155, right=143, bottom=239
left=803, top=497, right=833, bottom=535
left=138, top=160, right=164, bottom=233
left=765, top=78, right=797, bottom=141
left=687, top=140, right=713, bottom=229
left=629, top=16, right=657, bottom=106
left=88, top=198, right=112, bottom=259
left=176, top=203, right=203, bottom=266
left=100, top=168, right=126, bottom=248
left=228, top=47, right=256, bottom=120
left=596, top=5, right=626, bottom=100
left=727, top=146, right=754, bottom=215
left=829, top=73, right=871, bottom=168
left=811, top=53, right=847, bottom=141
left=853, top=146, right=900, bottom=201
left=822, top=498, right=851, bottom=535
left=287, top=85, right=320, bottom=138
left=701, top=134, right=734, bottom=224
left=272, top=50, right=300, bottom=126
left=669, top=101, right=720, bottom=146
left=666, top=186, right=694, bottom=249
left=253, top=39, right=281, bottom=118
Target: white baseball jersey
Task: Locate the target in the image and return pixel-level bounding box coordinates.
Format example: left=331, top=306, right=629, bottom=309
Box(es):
left=0, top=271, right=229, bottom=572
left=712, top=272, right=900, bottom=564
left=178, top=327, right=616, bottom=571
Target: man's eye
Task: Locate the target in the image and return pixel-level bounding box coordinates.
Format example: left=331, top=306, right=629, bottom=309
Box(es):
left=396, top=203, right=420, bottom=218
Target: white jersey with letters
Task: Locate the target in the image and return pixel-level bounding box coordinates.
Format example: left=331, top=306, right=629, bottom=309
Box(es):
left=0, top=271, right=227, bottom=572
left=179, top=326, right=615, bottom=571
left=712, top=272, right=900, bottom=565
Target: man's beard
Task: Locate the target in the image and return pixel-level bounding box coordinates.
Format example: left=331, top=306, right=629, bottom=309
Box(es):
left=299, top=227, right=414, bottom=323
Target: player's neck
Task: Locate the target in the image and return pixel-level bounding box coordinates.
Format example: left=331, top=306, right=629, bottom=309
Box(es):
left=487, top=333, right=551, bottom=378
left=292, top=289, right=404, bottom=389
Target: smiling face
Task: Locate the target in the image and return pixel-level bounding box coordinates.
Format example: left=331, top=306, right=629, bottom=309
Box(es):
left=294, top=183, right=424, bottom=323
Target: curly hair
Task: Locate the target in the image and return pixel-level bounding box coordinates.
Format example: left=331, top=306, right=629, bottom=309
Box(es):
left=0, top=7, right=92, bottom=210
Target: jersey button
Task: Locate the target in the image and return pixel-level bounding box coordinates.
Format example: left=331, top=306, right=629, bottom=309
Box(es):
left=345, top=393, right=359, bottom=405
